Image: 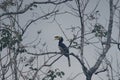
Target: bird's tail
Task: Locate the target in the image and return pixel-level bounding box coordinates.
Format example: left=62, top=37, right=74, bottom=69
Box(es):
left=67, top=56, right=71, bottom=67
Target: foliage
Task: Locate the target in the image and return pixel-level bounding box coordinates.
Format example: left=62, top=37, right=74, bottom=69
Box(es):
left=0, top=0, right=119, bottom=80
left=42, top=69, right=65, bottom=80
left=92, top=23, right=107, bottom=37
left=0, top=28, right=22, bottom=51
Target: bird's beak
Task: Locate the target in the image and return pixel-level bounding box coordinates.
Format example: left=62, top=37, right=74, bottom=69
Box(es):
left=54, top=36, right=60, bottom=40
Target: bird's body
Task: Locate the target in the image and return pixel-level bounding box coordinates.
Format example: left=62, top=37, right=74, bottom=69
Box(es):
left=55, top=36, right=71, bottom=67
left=58, top=38, right=69, bottom=56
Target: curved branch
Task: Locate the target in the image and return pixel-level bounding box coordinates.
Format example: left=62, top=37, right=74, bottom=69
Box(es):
left=89, top=0, right=114, bottom=76
left=27, top=51, right=88, bottom=77
left=0, top=0, right=72, bottom=17
left=70, top=53, right=88, bottom=76
left=22, top=10, right=59, bottom=35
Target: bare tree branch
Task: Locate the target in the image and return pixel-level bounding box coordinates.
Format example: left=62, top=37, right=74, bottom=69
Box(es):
left=0, top=0, right=72, bottom=17
left=22, top=10, right=59, bottom=35
left=88, top=0, right=114, bottom=78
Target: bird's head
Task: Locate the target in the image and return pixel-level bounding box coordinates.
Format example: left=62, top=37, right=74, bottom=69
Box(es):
left=54, top=36, right=63, bottom=42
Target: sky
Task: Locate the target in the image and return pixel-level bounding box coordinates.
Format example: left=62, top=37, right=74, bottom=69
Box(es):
left=1, top=0, right=120, bottom=80
left=18, top=0, right=120, bottom=80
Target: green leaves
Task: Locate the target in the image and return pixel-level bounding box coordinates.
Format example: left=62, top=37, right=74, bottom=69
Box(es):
left=92, top=23, right=107, bottom=37
left=0, top=28, right=22, bottom=51
left=42, top=69, right=65, bottom=80
left=0, top=29, right=11, bottom=51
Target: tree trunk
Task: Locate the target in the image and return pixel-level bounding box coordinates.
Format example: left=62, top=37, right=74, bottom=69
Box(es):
left=86, top=72, right=92, bottom=80
left=86, top=76, right=92, bottom=80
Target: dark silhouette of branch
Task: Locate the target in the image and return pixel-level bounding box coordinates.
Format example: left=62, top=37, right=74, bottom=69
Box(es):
left=70, top=53, right=88, bottom=75
left=87, top=0, right=114, bottom=79
left=27, top=50, right=89, bottom=76
left=27, top=51, right=60, bottom=56
left=22, top=10, right=59, bottom=35
left=0, top=0, right=72, bottom=17
left=76, top=0, right=85, bottom=57
left=44, top=55, right=63, bottom=66
left=95, top=66, right=108, bottom=75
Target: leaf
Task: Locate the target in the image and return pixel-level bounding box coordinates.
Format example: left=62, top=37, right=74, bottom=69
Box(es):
left=30, top=8, right=33, bottom=10
left=61, top=71, right=65, bottom=76
left=33, top=4, right=37, bottom=8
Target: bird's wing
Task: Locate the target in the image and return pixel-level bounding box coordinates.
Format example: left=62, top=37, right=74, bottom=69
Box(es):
left=59, top=43, right=69, bottom=53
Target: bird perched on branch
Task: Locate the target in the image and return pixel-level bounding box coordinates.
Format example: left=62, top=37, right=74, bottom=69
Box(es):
left=54, top=36, right=71, bottom=67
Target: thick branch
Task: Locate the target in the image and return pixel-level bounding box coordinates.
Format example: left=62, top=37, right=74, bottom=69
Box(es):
left=27, top=51, right=89, bottom=79
left=71, top=53, right=88, bottom=75
left=89, top=0, right=114, bottom=75
left=27, top=51, right=60, bottom=56
left=76, top=0, right=85, bottom=57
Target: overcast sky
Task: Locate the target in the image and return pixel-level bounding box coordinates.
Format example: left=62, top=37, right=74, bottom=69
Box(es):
left=18, top=0, right=120, bottom=80
left=1, top=0, right=120, bottom=80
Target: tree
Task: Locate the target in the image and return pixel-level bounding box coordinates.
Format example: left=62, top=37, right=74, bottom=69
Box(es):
left=0, top=0, right=120, bottom=80
left=0, top=0, right=72, bottom=80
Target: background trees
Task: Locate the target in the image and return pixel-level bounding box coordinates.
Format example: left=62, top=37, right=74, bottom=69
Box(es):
left=0, top=0, right=120, bottom=80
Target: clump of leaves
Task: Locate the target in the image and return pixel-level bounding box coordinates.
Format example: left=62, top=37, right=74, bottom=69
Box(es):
left=0, top=28, right=22, bottom=51
left=92, top=23, right=107, bottom=37
left=42, top=69, right=65, bottom=80
left=0, top=0, right=16, bottom=11
left=0, top=29, right=11, bottom=50
left=29, top=4, right=38, bottom=10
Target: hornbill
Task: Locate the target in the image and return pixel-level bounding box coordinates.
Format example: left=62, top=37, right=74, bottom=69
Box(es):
left=54, top=36, right=71, bottom=67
